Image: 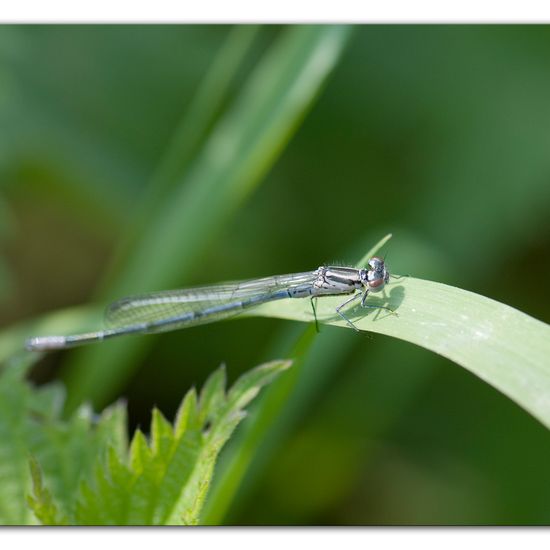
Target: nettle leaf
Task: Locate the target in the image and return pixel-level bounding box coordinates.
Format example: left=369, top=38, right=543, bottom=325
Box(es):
left=0, top=356, right=127, bottom=525
left=0, top=354, right=288, bottom=525
left=73, top=360, right=291, bottom=525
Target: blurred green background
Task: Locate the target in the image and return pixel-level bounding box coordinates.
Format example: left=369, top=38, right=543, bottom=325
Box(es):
left=1, top=25, right=550, bottom=525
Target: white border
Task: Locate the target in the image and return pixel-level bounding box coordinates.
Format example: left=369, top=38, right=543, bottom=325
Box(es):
left=2, top=0, right=550, bottom=23
left=2, top=0, right=549, bottom=541
left=1, top=529, right=549, bottom=550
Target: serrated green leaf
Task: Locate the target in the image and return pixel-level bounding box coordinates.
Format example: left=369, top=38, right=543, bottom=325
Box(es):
left=150, top=408, right=173, bottom=458
left=71, top=359, right=290, bottom=525
left=0, top=335, right=289, bottom=524
left=75, top=477, right=101, bottom=525
left=175, top=414, right=245, bottom=526
left=95, top=401, right=129, bottom=458
left=129, top=429, right=150, bottom=474
left=173, top=388, right=198, bottom=439
left=166, top=360, right=291, bottom=525
left=227, top=360, right=292, bottom=412
left=198, top=364, right=227, bottom=426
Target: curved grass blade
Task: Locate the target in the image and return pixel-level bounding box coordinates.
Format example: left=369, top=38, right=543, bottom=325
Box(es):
left=203, top=252, right=549, bottom=522
left=252, top=276, right=550, bottom=429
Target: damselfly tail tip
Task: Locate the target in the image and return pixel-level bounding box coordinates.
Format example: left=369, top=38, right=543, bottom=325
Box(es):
left=25, top=335, right=67, bottom=352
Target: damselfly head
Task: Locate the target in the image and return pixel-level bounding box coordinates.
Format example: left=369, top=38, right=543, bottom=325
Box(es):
left=364, top=256, right=390, bottom=292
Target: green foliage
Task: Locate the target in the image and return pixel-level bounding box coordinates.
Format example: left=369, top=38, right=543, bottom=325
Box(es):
left=27, top=456, right=68, bottom=525
left=0, top=357, right=289, bottom=525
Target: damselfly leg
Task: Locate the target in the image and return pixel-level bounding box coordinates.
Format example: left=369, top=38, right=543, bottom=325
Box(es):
left=335, top=291, right=362, bottom=331
left=310, top=296, right=320, bottom=333
left=336, top=288, right=397, bottom=332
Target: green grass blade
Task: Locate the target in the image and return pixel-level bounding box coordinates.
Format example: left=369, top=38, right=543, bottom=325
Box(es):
left=145, top=26, right=261, bottom=201
left=61, top=25, right=352, bottom=412
left=252, top=277, right=550, bottom=429
left=103, top=26, right=261, bottom=281
left=355, top=232, right=394, bottom=267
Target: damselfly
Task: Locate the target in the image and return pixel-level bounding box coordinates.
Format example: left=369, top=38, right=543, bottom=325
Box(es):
left=26, top=256, right=396, bottom=351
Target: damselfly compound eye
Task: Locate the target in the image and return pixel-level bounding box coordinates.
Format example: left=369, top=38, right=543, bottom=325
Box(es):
left=367, top=272, right=385, bottom=291
left=368, top=256, right=384, bottom=271
left=365, top=256, right=390, bottom=292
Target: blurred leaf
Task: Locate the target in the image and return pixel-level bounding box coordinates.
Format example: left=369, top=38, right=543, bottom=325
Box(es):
left=0, top=27, right=227, bottom=227
left=0, top=355, right=127, bottom=525
left=0, top=195, right=13, bottom=237
left=62, top=25, right=352, bottom=412
left=0, top=195, right=15, bottom=300
left=0, top=260, right=13, bottom=303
